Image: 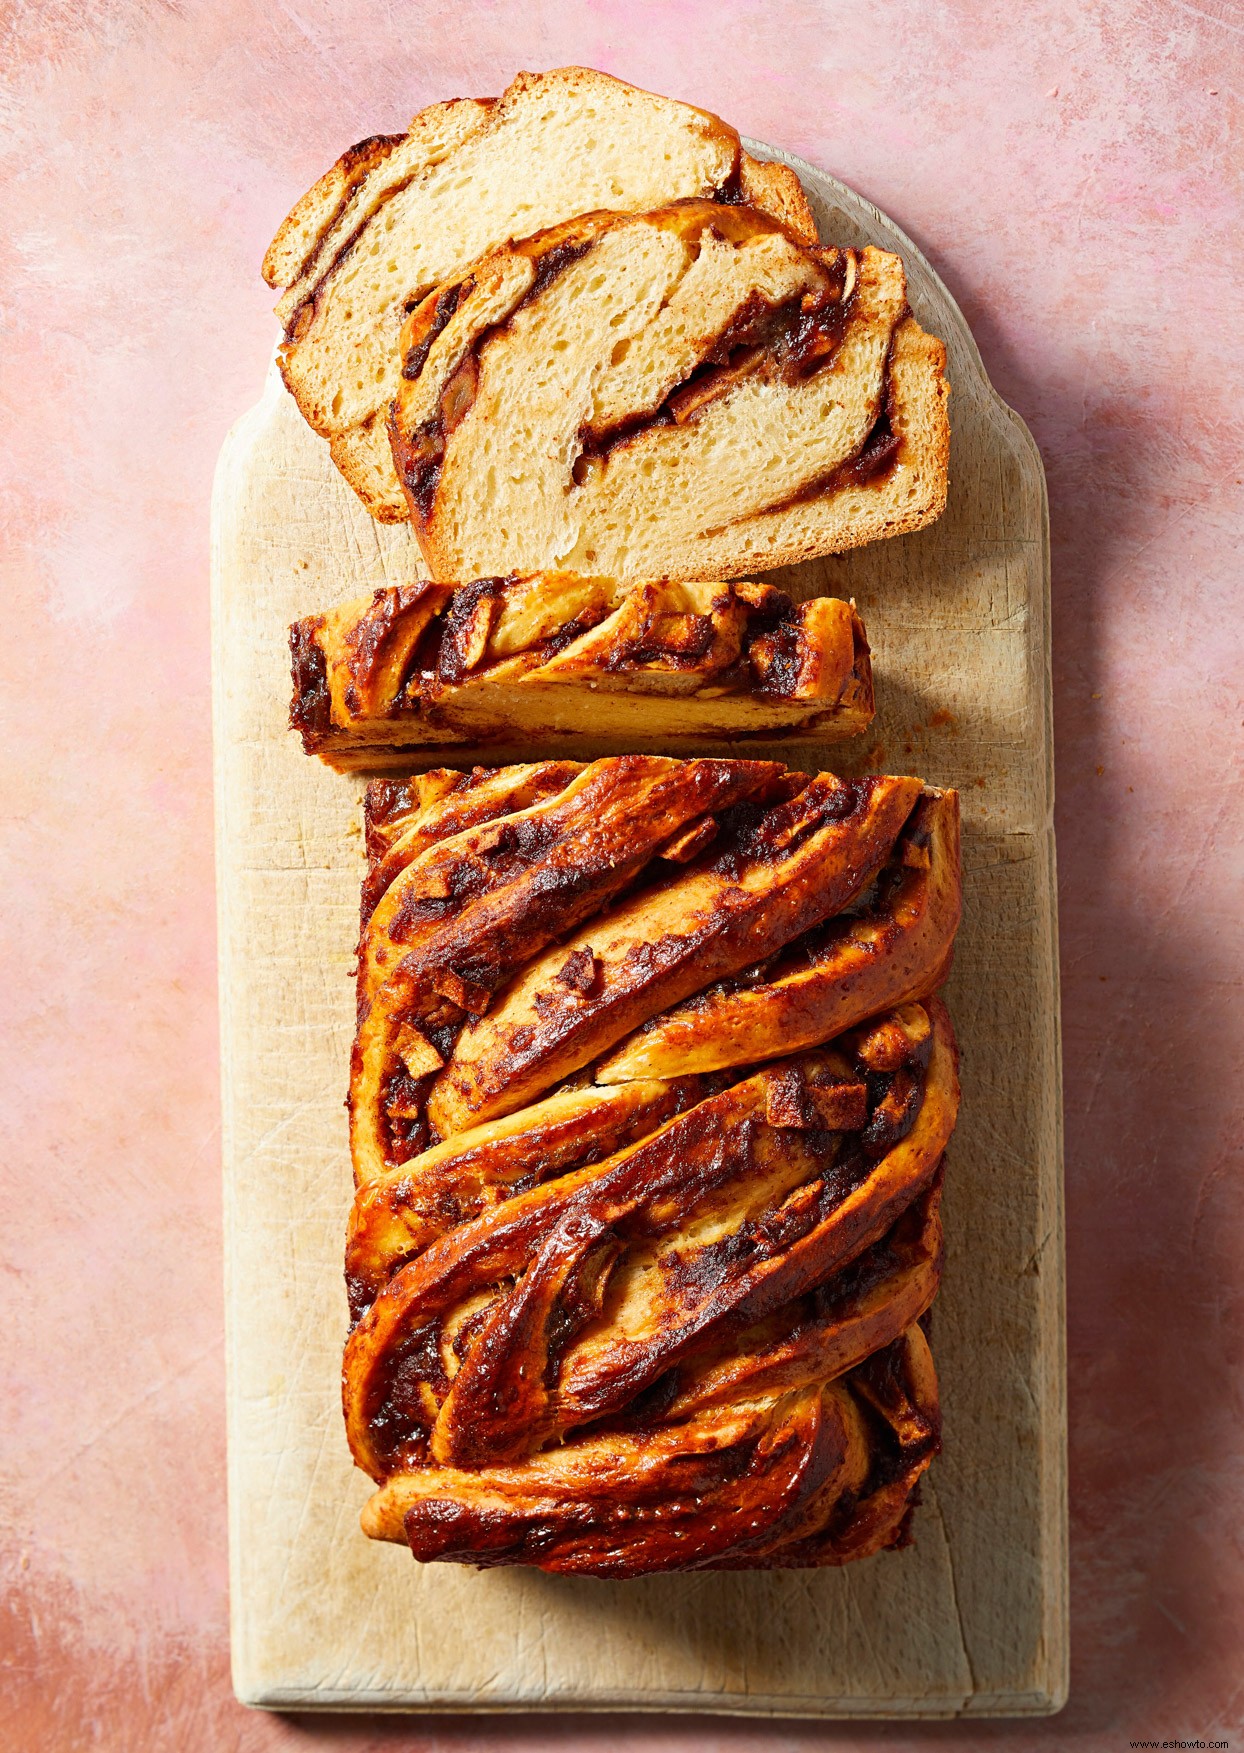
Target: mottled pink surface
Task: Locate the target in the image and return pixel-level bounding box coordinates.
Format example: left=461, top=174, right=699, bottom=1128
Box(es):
left=2, top=0, right=1240, bottom=1746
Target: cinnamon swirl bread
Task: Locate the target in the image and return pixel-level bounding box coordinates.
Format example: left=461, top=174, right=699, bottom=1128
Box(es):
left=290, top=576, right=873, bottom=768
left=344, top=756, right=962, bottom=1573
left=263, top=67, right=815, bottom=521
left=390, top=203, right=949, bottom=581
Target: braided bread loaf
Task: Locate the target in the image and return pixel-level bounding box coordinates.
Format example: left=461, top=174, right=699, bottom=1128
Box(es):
left=290, top=576, right=873, bottom=768
left=344, top=757, right=961, bottom=1573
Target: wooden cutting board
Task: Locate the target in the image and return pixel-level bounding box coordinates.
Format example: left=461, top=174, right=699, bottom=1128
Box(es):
left=212, top=144, right=1067, bottom=1717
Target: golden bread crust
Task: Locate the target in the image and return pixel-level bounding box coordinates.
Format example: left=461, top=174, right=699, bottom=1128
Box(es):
left=340, top=756, right=962, bottom=1574
left=738, top=152, right=818, bottom=243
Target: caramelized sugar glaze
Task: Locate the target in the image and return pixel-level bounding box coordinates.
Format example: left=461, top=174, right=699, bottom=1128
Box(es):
left=342, top=757, right=962, bottom=1574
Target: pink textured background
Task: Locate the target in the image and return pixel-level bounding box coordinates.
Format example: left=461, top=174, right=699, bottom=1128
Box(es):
left=2, top=0, right=1241, bottom=1746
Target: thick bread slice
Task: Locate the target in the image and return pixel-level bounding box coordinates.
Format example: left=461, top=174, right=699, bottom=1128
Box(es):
left=263, top=68, right=816, bottom=521
left=289, top=575, right=874, bottom=769
left=391, top=203, right=949, bottom=580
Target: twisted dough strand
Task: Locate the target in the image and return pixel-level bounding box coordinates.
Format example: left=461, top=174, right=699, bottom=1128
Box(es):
left=342, top=757, right=961, bottom=1574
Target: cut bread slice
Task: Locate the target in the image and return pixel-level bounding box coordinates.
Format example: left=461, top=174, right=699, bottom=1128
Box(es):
left=263, top=68, right=816, bottom=521
left=289, top=574, right=874, bottom=769
left=390, top=202, right=949, bottom=580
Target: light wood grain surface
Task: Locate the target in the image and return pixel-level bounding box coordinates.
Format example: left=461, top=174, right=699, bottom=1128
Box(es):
left=211, top=148, right=1067, bottom=1716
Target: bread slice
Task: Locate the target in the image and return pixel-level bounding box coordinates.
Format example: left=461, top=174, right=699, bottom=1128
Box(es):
left=289, top=574, right=874, bottom=769
left=390, top=201, right=949, bottom=580
left=263, top=68, right=817, bottom=521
